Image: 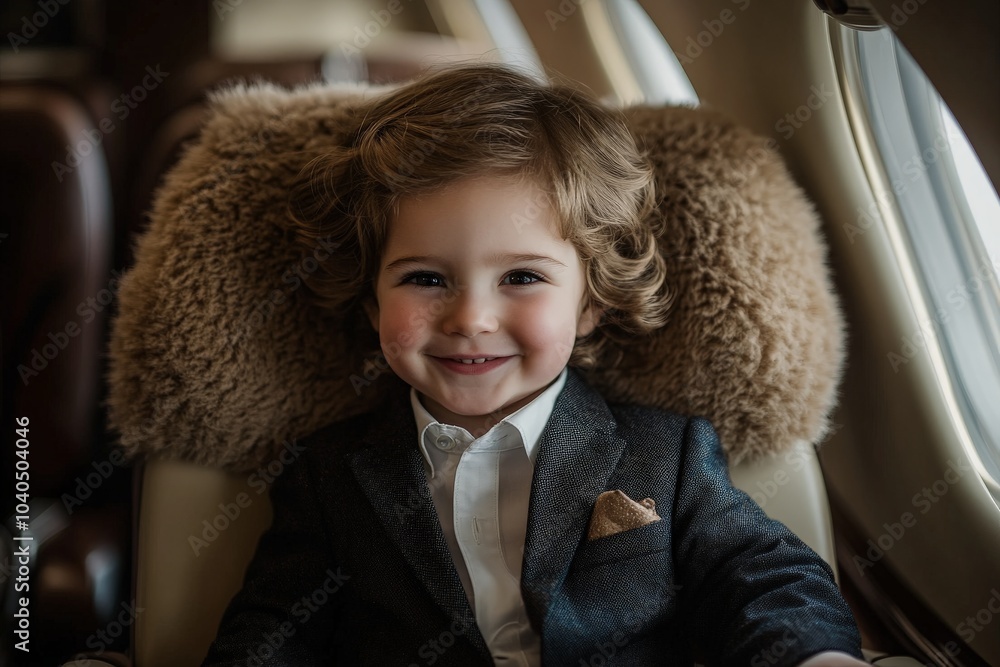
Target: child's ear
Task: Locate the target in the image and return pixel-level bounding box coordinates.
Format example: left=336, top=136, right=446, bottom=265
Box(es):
left=577, top=300, right=605, bottom=338
left=362, top=295, right=380, bottom=333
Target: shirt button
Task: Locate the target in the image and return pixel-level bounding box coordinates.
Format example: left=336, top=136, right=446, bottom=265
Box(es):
left=435, top=434, right=455, bottom=451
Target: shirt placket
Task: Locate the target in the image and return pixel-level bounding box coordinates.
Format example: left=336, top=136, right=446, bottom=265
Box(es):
left=452, top=429, right=526, bottom=655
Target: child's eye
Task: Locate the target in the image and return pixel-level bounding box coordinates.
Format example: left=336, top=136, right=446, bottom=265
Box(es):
left=399, top=272, right=443, bottom=288
left=503, top=270, right=544, bottom=286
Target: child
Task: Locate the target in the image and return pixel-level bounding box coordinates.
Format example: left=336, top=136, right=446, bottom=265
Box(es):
left=203, top=63, right=868, bottom=666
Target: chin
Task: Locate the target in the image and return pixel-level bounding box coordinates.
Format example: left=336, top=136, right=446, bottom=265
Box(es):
left=443, top=399, right=501, bottom=418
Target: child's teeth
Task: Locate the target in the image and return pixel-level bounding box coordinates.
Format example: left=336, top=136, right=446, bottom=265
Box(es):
left=458, top=357, right=495, bottom=364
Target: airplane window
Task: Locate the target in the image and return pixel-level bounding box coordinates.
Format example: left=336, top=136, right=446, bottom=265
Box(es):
left=838, top=25, right=1000, bottom=493
left=599, top=0, right=698, bottom=106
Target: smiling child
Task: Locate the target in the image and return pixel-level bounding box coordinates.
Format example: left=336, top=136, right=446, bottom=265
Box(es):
left=202, top=63, right=868, bottom=666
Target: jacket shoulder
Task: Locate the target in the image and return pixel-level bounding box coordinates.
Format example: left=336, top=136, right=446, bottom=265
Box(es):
left=295, top=402, right=392, bottom=467
left=302, top=408, right=377, bottom=441
left=605, top=398, right=692, bottom=439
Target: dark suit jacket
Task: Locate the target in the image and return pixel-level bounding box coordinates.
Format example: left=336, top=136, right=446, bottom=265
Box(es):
left=203, top=367, right=862, bottom=666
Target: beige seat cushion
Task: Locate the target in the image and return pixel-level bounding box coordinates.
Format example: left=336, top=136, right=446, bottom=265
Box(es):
left=132, top=443, right=838, bottom=667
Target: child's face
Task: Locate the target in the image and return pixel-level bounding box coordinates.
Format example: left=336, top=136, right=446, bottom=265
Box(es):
left=364, top=174, right=601, bottom=435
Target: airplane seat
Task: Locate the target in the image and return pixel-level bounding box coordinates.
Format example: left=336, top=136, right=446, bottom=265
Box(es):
left=93, top=76, right=892, bottom=666
left=0, top=64, right=134, bottom=268
left=0, top=82, right=129, bottom=662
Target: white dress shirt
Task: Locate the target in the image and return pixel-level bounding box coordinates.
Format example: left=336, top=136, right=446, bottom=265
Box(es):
left=409, top=367, right=568, bottom=667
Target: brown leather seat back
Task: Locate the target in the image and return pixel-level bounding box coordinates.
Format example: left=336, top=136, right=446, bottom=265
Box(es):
left=1, top=82, right=113, bottom=494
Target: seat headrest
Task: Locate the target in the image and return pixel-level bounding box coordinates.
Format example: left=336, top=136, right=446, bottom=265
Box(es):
left=108, top=80, right=844, bottom=471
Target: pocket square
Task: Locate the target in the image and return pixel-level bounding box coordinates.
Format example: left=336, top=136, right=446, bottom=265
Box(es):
left=586, top=490, right=661, bottom=540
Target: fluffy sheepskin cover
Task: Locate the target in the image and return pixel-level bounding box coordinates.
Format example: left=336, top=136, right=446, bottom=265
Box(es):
left=107, top=80, right=845, bottom=472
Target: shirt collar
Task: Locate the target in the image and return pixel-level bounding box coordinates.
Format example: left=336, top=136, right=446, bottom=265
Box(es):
left=410, top=367, right=569, bottom=475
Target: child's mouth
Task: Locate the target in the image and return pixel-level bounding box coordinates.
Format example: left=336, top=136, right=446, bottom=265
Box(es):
left=432, top=356, right=512, bottom=375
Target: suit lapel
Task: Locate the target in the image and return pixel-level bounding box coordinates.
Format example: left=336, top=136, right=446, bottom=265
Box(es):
left=345, top=382, right=490, bottom=658
left=521, top=368, right=627, bottom=632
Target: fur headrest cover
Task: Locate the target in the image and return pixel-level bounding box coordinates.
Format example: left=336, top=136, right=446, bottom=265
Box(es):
left=108, top=80, right=844, bottom=472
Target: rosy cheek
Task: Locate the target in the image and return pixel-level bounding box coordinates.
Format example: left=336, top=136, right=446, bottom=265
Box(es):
left=513, top=298, right=571, bottom=347
left=379, top=296, right=431, bottom=348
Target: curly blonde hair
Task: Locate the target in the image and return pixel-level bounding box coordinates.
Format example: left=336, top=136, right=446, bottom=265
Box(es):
left=287, top=63, right=672, bottom=370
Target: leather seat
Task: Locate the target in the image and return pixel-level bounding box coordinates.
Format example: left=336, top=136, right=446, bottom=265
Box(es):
left=0, top=82, right=123, bottom=663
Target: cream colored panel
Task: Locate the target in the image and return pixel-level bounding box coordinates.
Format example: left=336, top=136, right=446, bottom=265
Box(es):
left=134, top=460, right=273, bottom=667
left=730, top=439, right=837, bottom=583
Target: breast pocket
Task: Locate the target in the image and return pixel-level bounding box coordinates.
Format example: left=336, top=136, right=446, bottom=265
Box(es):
left=561, top=518, right=679, bottom=637
left=570, top=518, right=672, bottom=574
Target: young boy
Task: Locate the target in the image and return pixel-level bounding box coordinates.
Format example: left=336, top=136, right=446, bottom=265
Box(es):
left=203, top=64, right=868, bottom=666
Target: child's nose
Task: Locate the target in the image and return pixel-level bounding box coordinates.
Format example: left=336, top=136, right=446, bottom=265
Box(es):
left=440, top=288, right=499, bottom=337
